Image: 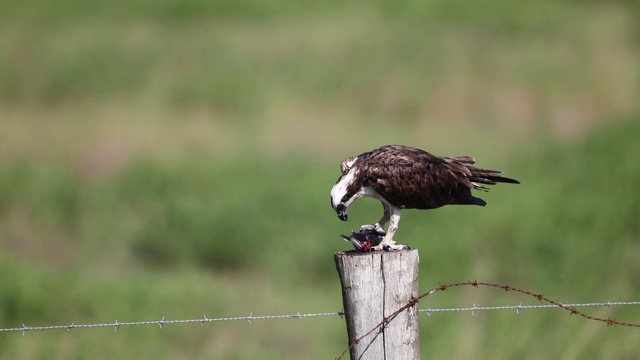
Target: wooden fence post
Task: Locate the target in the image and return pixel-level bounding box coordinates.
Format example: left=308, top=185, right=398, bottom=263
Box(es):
left=335, top=250, right=420, bottom=360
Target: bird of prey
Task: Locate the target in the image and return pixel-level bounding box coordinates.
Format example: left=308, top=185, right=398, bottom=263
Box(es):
left=330, top=145, right=519, bottom=251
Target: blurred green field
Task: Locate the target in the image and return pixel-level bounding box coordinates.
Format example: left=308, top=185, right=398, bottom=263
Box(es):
left=1, top=0, right=640, bottom=359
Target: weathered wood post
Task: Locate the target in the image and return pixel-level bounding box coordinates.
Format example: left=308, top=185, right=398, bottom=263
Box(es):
left=335, top=250, right=420, bottom=360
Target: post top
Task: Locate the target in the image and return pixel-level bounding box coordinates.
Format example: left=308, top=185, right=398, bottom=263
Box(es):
left=334, top=248, right=418, bottom=257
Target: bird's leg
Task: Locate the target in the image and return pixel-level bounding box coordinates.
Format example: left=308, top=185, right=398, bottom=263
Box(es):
left=359, top=203, right=390, bottom=235
left=372, top=208, right=410, bottom=251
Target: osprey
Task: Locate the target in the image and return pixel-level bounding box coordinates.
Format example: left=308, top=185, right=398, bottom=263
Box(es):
left=330, top=145, right=519, bottom=251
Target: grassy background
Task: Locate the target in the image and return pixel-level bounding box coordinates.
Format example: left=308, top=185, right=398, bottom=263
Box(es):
left=1, top=0, right=640, bottom=358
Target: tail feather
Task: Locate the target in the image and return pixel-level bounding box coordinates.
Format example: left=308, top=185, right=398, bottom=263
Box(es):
left=468, top=196, right=487, bottom=206
left=474, top=175, right=520, bottom=185
left=468, top=166, right=520, bottom=185
left=446, top=156, right=520, bottom=189
left=446, top=156, right=476, bottom=164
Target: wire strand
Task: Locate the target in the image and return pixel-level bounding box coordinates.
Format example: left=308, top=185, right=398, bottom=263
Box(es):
left=2, top=301, right=639, bottom=334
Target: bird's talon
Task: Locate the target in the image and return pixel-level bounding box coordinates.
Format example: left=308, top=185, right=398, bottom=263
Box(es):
left=359, top=223, right=386, bottom=235
left=378, top=243, right=410, bottom=251
left=359, top=224, right=374, bottom=232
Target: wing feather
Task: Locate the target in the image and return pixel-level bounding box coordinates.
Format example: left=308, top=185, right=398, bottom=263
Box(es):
left=349, top=145, right=518, bottom=209
left=359, top=146, right=474, bottom=209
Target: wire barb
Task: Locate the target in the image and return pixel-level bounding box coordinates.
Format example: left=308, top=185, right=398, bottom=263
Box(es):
left=471, top=304, right=479, bottom=316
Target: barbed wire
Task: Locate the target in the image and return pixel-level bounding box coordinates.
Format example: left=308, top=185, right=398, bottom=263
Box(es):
left=336, top=281, right=640, bottom=359
left=2, top=300, right=639, bottom=335
left=0, top=311, right=345, bottom=335
left=420, top=301, right=640, bottom=315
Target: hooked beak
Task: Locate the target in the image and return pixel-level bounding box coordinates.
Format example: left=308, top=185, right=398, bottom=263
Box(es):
left=336, top=204, right=348, bottom=221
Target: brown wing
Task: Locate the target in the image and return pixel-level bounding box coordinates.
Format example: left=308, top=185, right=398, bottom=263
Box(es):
left=358, top=146, right=477, bottom=209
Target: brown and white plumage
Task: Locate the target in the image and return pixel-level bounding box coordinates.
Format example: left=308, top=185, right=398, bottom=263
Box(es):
left=330, top=145, right=519, bottom=250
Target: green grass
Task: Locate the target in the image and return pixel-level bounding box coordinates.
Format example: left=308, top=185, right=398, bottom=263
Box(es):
left=2, top=0, right=637, bottom=170
left=1, top=0, right=640, bottom=358
left=2, top=116, right=640, bottom=358
left=1, top=0, right=637, bottom=117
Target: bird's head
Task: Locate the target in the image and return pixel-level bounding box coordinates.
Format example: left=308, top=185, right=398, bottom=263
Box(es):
left=330, top=156, right=360, bottom=221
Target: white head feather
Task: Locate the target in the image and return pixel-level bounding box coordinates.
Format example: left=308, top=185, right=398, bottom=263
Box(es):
left=330, top=166, right=358, bottom=209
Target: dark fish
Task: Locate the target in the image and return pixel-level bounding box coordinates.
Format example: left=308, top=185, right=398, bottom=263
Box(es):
left=341, top=230, right=386, bottom=252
